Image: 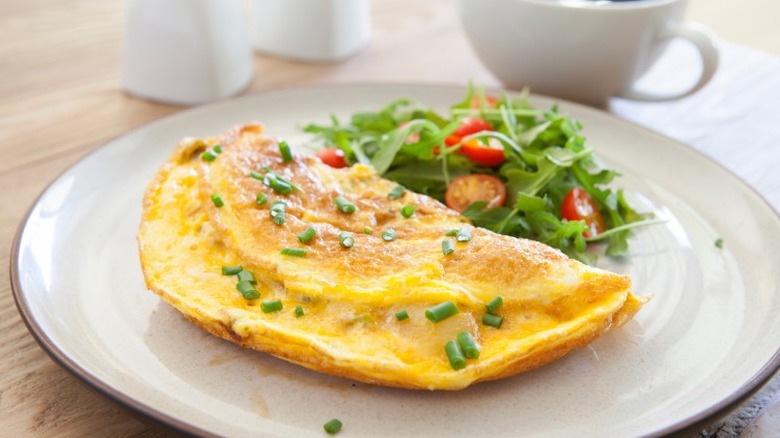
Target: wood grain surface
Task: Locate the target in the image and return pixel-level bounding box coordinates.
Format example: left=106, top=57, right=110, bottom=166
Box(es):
left=2, top=0, right=779, bottom=436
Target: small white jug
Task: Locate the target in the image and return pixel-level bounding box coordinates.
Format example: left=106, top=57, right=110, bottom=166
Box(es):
left=121, top=0, right=254, bottom=106
left=250, top=0, right=371, bottom=62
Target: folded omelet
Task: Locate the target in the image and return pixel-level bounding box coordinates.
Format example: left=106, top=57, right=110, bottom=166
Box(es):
left=138, top=123, right=644, bottom=390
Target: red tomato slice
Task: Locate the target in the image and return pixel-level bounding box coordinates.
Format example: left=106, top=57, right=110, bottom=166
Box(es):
left=561, top=187, right=605, bottom=237
left=316, top=148, right=347, bottom=168
left=453, top=117, right=492, bottom=138
left=444, top=135, right=461, bottom=147
left=461, top=138, right=506, bottom=167
left=470, top=94, right=500, bottom=109
left=445, top=174, right=506, bottom=213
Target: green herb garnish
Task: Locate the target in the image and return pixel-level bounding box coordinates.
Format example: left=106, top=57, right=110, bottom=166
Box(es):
left=236, top=280, right=259, bottom=300
left=221, top=265, right=243, bottom=276
left=270, top=200, right=286, bottom=225
left=280, top=247, right=306, bottom=257
left=382, top=228, right=397, bottom=242
left=339, top=232, right=355, bottom=248
left=456, top=227, right=472, bottom=242
left=298, top=226, right=317, bottom=244
left=323, top=419, right=343, bottom=435
left=388, top=185, right=406, bottom=199
left=486, top=296, right=503, bottom=314
left=261, top=299, right=283, bottom=313
left=442, top=239, right=455, bottom=255
left=334, top=195, right=356, bottom=214
left=456, top=331, right=480, bottom=359
left=482, top=313, right=503, bottom=329
left=237, top=269, right=256, bottom=285
left=445, top=339, right=467, bottom=370
left=278, top=140, right=293, bottom=162
left=425, top=301, right=458, bottom=323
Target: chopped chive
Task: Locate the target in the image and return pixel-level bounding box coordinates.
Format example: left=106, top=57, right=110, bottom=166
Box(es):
left=486, top=296, right=503, bottom=314
left=445, top=229, right=458, bottom=236
left=339, top=232, right=355, bottom=248
left=250, top=171, right=263, bottom=180
left=298, top=226, right=317, bottom=244
left=279, top=140, right=293, bottom=163
left=263, top=172, right=302, bottom=195
left=237, top=269, right=256, bottom=285
left=280, top=247, right=306, bottom=257
left=210, top=193, right=224, bottom=208
left=363, top=227, right=372, bottom=234
left=261, top=299, right=283, bottom=313
left=236, top=280, right=259, bottom=300
left=395, top=310, right=409, bottom=321
left=456, top=331, right=480, bottom=359
left=236, top=280, right=255, bottom=293
left=482, top=313, right=504, bottom=329
left=382, top=228, right=397, bottom=242
left=425, top=301, right=459, bottom=323
left=201, top=144, right=222, bottom=162
left=221, top=265, right=243, bottom=276
left=388, top=185, right=406, bottom=199
left=256, top=192, right=268, bottom=205
left=456, top=227, right=472, bottom=242
left=270, top=200, right=286, bottom=225
left=334, top=196, right=356, bottom=214
left=445, top=340, right=467, bottom=370
left=294, top=305, right=304, bottom=318
left=400, top=204, right=415, bottom=218
left=715, top=238, right=724, bottom=248
left=442, top=239, right=455, bottom=255
left=323, top=418, right=342, bottom=435
left=270, top=177, right=293, bottom=195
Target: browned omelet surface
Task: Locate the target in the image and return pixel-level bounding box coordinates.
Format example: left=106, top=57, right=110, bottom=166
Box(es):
left=138, top=123, right=643, bottom=390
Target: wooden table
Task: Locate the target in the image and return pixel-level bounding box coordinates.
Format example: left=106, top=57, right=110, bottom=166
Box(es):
left=2, top=0, right=779, bottom=436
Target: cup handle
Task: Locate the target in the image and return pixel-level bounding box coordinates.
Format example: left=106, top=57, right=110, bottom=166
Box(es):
left=618, top=22, right=719, bottom=102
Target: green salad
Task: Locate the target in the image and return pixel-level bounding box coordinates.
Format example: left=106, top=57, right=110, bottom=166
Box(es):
left=303, top=86, right=653, bottom=264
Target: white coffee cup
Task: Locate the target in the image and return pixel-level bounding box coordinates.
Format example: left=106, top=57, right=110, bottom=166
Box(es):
left=457, top=0, right=719, bottom=106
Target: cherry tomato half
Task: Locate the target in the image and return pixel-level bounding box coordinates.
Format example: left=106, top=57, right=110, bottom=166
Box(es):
left=453, top=117, right=493, bottom=138
left=316, top=148, right=347, bottom=168
left=444, top=135, right=461, bottom=147
left=470, top=94, right=500, bottom=109
left=461, top=138, right=506, bottom=167
left=561, top=187, right=605, bottom=238
left=441, top=117, right=493, bottom=153
left=445, top=174, right=506, bottom=213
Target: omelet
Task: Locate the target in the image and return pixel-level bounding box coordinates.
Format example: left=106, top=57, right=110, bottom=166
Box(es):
left=138, top=123, right=644, bottom=390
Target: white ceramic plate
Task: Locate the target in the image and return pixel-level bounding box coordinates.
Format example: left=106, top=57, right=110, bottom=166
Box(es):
left=12, top=84, right=780, bottom=437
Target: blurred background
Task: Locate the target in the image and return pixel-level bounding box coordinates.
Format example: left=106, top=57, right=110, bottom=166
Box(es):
left=688, top=0, right=779, bottom=55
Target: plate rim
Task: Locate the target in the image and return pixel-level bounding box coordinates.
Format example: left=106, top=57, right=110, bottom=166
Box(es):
left=10, top=82, right=780, bottom=437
